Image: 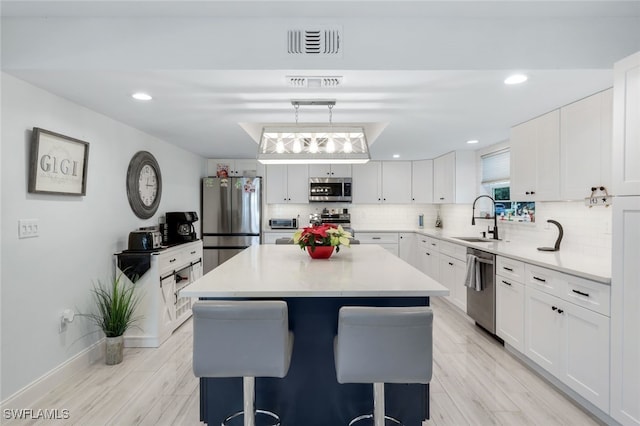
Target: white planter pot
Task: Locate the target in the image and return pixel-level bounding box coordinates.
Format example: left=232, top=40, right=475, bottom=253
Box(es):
left=105, top=335, right=124, bottom=365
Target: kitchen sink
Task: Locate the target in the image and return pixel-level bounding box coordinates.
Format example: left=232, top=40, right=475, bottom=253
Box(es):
left=453, top=237, right=497, bottom=243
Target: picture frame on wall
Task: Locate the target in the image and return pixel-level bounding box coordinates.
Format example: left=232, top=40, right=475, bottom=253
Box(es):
left=28, top=127, right=90, bottom=196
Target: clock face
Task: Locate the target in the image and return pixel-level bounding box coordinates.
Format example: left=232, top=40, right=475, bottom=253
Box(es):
left=126, top=151, right=162, bottom=219
left=138, top=164, right=158, bottom=207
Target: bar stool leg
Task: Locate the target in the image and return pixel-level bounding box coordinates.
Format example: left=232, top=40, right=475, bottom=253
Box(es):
left=243, top=377, right=256, bottom=426
left=373, top=383, right=385, bottom=426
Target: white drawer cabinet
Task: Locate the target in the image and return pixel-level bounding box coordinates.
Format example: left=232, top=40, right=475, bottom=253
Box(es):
left=416, top=236, right=439, bottom=281
left=357, top=232, right=399, bottom=256
left=116, top=240, right=203, bottom=348
left=496, top=256, right=526, bottom=352
left=439, top=254, right=467, bottom=312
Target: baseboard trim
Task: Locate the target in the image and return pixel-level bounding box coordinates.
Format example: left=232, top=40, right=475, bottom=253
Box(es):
left=0, top=339, right=104, bottom=410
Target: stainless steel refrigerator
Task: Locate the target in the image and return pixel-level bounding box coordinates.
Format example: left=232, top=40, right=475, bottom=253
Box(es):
left=201, top=176, right=262, bottom=274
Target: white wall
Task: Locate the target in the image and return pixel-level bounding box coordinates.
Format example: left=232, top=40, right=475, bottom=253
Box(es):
left=0, top=73, right=206, bottom=401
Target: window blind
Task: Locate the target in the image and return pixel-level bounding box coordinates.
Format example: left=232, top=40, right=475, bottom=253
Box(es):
left=481, top=149, right=510, bottom=184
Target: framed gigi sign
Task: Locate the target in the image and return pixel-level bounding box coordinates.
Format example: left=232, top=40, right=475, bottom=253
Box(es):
left=28, top=128, right=90, bottom=195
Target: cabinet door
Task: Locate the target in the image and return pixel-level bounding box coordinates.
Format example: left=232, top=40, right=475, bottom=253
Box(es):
left=613, top=51, right=640, bottom=196
left=452, top=258, right=467, bottom=312
left=398, top=233, right=416, bottom=266
left=438, top=256, right=455, bottom=299
left=560, top=89, right=613, bottom=200
left=352, top=162, right=382, bottom=203
left=421, top=249, right=440, bottom=281
left=534, top=110, right=561, bottom=201
left=382, top=161, right=412, bottom=203
left=411, top=159, right=433, bottom=203
left=496, top=277, right=525, bottom=352
left=525, top=287, right=562, bottom=376
left=330, top=164, right=352, bottom=177
left=286, top=164, right=309, bottom=203
left=309, top=164, right=332, bottom=177
left=160, top=274, right=177, bottom=333
left=612, top=197, right=640, bottom=426
left=562, top=302, right=610, bottom=412
left=265, top=165, right=288, bottom=204
left=510, top=120, right=537, bottom=200
left=433, top=152, right=455, bottom=203
left=234, top=159, right=258, bottom=176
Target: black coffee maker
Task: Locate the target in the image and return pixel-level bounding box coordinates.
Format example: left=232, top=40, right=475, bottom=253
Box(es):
left=165, top=212, right=198, bottom=245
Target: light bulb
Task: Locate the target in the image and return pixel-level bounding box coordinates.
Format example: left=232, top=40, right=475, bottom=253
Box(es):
left=326, top=136, right=336, bottom=153
left=343, top=140, right=353, bottom=153
left=292, top=138, right=302, bottom=153
left=309, top=134, right=319, bottom=153
left=276, top=138, right=285, bottom=153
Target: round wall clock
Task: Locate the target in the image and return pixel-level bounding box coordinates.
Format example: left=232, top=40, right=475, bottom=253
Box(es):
left=126, top=151, right=162, bottom=219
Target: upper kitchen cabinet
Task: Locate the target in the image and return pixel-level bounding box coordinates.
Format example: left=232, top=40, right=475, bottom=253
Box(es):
left=613, top=51, right=640, bottom=196
left=560, top=89, right=613, bottom=200
left=309, top=164, right=352, bottom=178
left=510, top=110, right=561, bottom=201
left=265, top=164, right=309, bottom=204
left=433, top=151, right=476, bottom=204
left=352, top=161, right=412, bottom=204
left=207, top=159, right=261, bottom=177
left=411, top=159, right=433, bottom=203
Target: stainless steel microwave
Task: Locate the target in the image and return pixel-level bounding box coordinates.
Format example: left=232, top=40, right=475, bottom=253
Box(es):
left=309, top=177, right=352, bottom=202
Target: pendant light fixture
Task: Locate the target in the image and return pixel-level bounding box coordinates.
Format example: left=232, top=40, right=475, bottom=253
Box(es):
left=257, top=100, right=370, bottom=164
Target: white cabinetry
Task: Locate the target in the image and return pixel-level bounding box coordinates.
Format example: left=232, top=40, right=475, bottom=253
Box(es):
left=266, top=164, right=309, bottom=204
left=352, top=161, right=412, bottom=204
left=510, top=110, right=561, bottom=201
left=309, top=164, right=352, bottom=177
left=417, top=236, right=439, bottom=281
left=496, top=257, right=525, bottom=352
left=356, top=232, right=399, bottom=256
left=117, top=240, right=203, bottom=348
left=613, top=51, right=640, bottom=196
left=207, top=159, right=260, bottom=177
left=560, top=89, right=613, bottom=200
left=438, top=241, right=467, bottom=312
left=411, top=159, right=433, bottom=203
left=523, top=264, right=610, bottom=412
left=433, top=151, right=476, bottom=204
left=611, top=197, right=640, bottom=426
left=398, top=233, right=416, bottom=266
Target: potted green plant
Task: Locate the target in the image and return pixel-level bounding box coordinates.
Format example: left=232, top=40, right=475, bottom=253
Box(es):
left=293, top=224, right=352, bottom=259
left=83, top=273, right=142, bottom=365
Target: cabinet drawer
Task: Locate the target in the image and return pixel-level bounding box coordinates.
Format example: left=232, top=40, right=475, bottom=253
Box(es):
left=439, top=240, right=467, bottom=261
left=562, top=275, right=610, bottom=316
left=357, top=232, right=399, bottom=244
left=417, top=236, right=439, bottom=250
left=525, top=264, right=562, bottom=297
left=497, top=257, right=525, bottom=282
left=158, top=250, right=185, bottom=275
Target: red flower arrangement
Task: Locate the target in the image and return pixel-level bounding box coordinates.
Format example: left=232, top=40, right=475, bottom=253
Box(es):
left=292, top=224, right=352, bottom=252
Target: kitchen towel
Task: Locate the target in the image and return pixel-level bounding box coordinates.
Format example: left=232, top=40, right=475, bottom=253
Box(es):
left=465, top=254, right=482, bottom=291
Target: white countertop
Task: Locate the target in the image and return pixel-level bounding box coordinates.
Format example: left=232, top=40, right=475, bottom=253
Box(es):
left=180, top=244, right=450, bottom=298
left=355, top=227, right=611, bottom=284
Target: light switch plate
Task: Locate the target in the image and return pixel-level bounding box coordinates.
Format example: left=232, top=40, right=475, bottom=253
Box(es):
left=18, top=219, right=39, bottom=238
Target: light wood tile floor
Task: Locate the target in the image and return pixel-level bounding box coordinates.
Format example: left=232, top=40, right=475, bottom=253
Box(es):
left=6, top=297, right=601, bottom=425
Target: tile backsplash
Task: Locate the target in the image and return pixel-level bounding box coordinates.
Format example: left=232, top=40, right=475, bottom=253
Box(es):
left=265, top=201, right=611, bottom=257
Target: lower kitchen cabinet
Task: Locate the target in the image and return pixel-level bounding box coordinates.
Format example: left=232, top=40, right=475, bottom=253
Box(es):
left=356, top=232, right=399, bottom=256
left=116, top=240, right=203, bottom=348
left=398, top=232, right=416, bottom=266
left=438, top=255, right=467, bottom=312
left=496, top=274, right=525, bottom=352
left=525, top=285, right=610, bottom=412
left=417, top=236, right=439, bottom=281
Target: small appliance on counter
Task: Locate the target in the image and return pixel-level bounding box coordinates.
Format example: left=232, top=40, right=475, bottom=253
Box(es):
left=127, top=228, right=163, bottom=251
left=165, top=211, right=199, bottom=245
left=310, top=209, right=352, bottom=234
left=268, top=218, right=298, bottom=229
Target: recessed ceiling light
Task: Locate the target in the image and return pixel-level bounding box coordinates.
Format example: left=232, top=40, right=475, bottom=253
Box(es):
left=131, top=92, right=152, bottom=101
left=393, top=154, right=400, bottom=158
left=466, top=140, right=479, bottom=144
left=504, top=74, right=528, bottom=85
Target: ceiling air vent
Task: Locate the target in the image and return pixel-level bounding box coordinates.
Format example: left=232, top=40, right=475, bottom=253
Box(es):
left=287, top=27, right=342, bottom=55
left=286, top=76, right=343, bottom=88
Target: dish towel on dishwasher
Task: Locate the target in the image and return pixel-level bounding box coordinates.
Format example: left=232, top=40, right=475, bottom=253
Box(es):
left=465, top=254, right=483, bottom=291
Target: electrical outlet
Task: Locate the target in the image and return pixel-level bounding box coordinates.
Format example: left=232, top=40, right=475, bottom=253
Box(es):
left=18, top=219, right=39, bottom=238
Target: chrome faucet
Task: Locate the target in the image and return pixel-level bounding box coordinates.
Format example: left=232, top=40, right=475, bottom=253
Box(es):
left=471, top=195, right=499, bottom=240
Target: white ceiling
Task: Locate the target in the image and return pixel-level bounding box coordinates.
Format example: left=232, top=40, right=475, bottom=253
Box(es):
left=2, top=1, right=639, bottom=160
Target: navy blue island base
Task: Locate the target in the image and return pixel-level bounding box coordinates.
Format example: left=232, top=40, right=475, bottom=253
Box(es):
left=198, top=296, right=430, bottom=426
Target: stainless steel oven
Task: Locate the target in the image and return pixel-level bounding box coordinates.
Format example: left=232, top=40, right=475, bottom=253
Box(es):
left=309, top=177, right=352, bottom=202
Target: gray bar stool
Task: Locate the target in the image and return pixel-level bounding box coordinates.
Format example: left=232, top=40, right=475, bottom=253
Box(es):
left=334, top=306, right=433, bottom=426
left=192, top=300, right=294, bottom=426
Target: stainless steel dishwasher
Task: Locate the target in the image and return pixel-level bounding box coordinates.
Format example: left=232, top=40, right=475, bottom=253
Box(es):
left=466, top=247, right=496, bottom=335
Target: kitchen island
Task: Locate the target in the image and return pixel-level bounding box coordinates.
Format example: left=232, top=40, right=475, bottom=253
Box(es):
left=180, top=244, right=449, bottom=425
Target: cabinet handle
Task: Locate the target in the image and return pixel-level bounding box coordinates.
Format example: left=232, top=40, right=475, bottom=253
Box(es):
left=531, top=191, right=536, bottom=195
left=571, top=289, right=590, bottom=297
left=551, top=306, right=557, bottom=311
left=557, top=309, right=564, bottom=314
left=372, top=237, right=381, bottom=240
left=503, top=267, right=513, bottom=272
left=526, top=191, right=530, bottom=195
left=426, top=252, right=431, bottom=256
left=431, top=243, right=436, bottom=246
left=439, top=197, right=445, bottom=200
left=190, top=250, right=196, bottom=255
left=533, top=276, right=546, bottom=283
left=448, top=262, right=454, bottom=266
left=169, top=258, right=177, bottom=263
left=421, top=240, right=427, bottom=243
left=502, top=280, right=512, bottom=286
